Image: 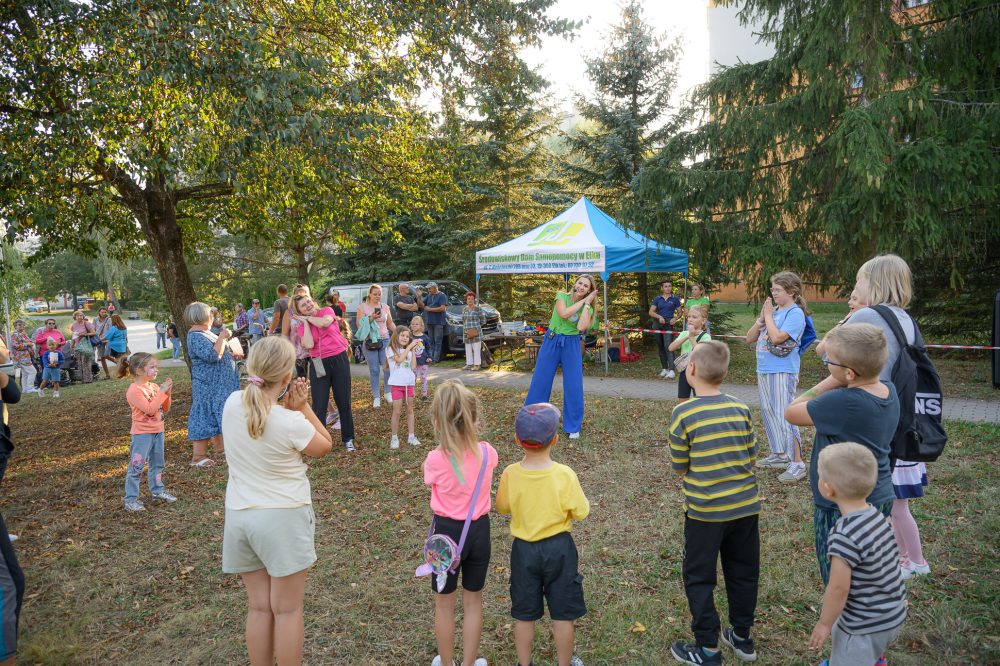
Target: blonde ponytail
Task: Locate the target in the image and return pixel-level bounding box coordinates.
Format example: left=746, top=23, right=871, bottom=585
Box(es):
left=242, top=336, right=296, bottom=439
left=430, top=379, right=481, bottom=463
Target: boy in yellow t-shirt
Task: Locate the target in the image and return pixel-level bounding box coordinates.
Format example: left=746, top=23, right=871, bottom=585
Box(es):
left=496, top=403, right=590, bottom=666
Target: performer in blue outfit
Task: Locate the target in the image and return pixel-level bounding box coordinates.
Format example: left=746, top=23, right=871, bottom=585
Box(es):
left=524, top=275, right=598, bottom=438
left=184, top=302, right=241, bottom=467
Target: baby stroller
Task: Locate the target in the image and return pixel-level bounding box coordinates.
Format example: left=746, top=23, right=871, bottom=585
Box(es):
left=59, top=341, right=100, bottom=385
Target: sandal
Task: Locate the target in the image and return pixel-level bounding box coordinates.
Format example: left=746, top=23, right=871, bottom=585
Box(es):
left=190, top=457, right=216, bottom=468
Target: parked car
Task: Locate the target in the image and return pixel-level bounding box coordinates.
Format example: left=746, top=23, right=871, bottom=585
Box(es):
left=325, top=280, right=503, bottom=356
left=25, top=301, right=49, bottom=313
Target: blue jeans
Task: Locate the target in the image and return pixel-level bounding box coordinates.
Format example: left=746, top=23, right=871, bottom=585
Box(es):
left=170, top=338, right=181, bottom=360
left=124, top=433, right=165, bottom=501
left=525, top=333, right=584, bottom=434
left=156, top=332, right=166, bottom=348
left=428, top=324, right=446, bottom=362
left=362, top=342, right=389, bottom=399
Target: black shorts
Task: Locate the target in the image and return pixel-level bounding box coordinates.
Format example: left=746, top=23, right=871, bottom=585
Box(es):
left=429, top=514, right=491, bottom=595
left=678, top=370, right=696, bottom=400
left=510, top=532, right=586, bottom=622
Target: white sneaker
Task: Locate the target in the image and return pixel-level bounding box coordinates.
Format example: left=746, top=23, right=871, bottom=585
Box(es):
left=390, top=435, right=400, bottom=449
left=659, top=369, right=668, bottom=378
left=8, top=534, right=18, bottom=542
left=568, top=432, right=580, bottom=439
left=407, top=434, right=421, bottom=447
left=778, top=463, right=807, bottom=483
left=756, top=454, right=791, bottom=469
left=373, top=397, right=381, bottom=408
left=37, top=390, right=45, bottom=398
left=53, top=390, right=60, bottom=398
left=384, top=393, right=393, bottom=403
left=344, top=439, right=356, bottom=453
left=430, top=657, right=455, bottom=666
left=666, top=370, right=676, bottom=379
left=900, top=560, right=931, bottom=580
left=473, top=659, right=488, bottom=666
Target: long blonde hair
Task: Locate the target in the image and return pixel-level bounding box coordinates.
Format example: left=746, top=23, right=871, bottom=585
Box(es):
left=431, top=379, right=481, bottom=463
left=242, top=336, right=296, bottom=439
left=857, top=254, right=912, bottom=309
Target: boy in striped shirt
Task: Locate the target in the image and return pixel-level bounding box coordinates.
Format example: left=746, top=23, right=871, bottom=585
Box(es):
left=668, top=341, right=760, bottom=665
left=809, top=442, right=906, bottom=665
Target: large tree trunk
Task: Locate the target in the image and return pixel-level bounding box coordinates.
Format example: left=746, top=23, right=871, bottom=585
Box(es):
left=143, top=188, right=198, bottom=367
left=294, top=245, right=309, bottom=286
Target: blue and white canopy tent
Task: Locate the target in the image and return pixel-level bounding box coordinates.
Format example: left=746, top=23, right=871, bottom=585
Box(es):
left=475, top=196, right=689, bottom=373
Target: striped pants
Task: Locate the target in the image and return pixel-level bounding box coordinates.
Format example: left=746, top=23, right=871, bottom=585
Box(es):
left=757, top=372, right=800, bottom=458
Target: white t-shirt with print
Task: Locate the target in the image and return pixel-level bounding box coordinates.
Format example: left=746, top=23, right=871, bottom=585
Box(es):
left=222, top=391, right=316, bottom=510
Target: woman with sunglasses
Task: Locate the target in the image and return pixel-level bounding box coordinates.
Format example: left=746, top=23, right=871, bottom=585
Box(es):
left=33, top=318, right=66, bottom=357
left=290, top=293, right=356, bottom=452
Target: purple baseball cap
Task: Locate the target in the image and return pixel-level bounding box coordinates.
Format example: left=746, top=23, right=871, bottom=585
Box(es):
left=515, top=403, right=561, bottom=448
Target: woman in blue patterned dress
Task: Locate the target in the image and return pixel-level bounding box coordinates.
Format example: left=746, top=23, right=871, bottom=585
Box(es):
left=185, top=302, right=241, bottom=467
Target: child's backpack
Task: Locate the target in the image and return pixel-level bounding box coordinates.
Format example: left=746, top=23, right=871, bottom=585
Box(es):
left=416, top=444, right=489, bottom=591
left=871, top=305, right=948, bottom=463
left=798, top=315, right=817, bottom=356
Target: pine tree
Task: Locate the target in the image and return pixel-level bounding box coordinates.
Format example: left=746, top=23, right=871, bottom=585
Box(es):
left=628, top=0, right=999, bottom=336
left=565, top=0, right=688, bottom=315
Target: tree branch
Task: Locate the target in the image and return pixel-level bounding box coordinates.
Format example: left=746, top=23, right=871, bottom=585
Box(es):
left=175, top=182, right=234, bottom=202
left=0, top=103, right=55, bottom=120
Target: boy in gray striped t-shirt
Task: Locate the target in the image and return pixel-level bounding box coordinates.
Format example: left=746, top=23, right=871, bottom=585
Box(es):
left=809, top=442, right=907, bottom=666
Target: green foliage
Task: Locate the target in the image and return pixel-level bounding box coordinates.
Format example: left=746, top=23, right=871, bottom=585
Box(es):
left=627, top=0, right=1000, bottom=336
left=30, top=251, right=103, bottom=302
left=0, top=242, right=37, bottom=320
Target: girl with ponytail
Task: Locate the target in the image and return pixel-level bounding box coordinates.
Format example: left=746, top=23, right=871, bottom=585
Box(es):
left=746, top=271, right=809, bottom=482
left=121, top=352, right=175, bottom=512
left=220, top=336, right=332, bottom=665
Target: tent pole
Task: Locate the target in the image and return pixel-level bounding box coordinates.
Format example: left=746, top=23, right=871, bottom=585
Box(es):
left=604, top=280, right=609, bottom=376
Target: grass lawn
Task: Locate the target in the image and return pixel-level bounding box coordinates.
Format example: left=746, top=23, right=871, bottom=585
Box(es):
left=463, top=303, right=998, bottom=401
left=7, top=372, right=998, bottom=664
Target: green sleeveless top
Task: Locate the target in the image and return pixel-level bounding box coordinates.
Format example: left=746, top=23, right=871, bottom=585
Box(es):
left=547, top=292, right=595, bottom=335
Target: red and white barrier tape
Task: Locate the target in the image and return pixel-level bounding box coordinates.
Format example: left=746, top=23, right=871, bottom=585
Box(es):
left=605, top=326, right=1000, bottom=351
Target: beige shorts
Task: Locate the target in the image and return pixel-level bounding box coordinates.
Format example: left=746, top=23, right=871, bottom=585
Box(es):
left=222, top=505, right=316, bottom=577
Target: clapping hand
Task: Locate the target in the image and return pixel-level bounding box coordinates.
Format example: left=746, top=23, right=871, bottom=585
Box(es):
left=219, top=327, right=232, bottom=340
left=161, top=377, right=174, bottom=393
left=761, top=297, right=775, bottom=320
left=284, top=378, right=310, bottom=410
left=585, top=291, right=598, bottom=305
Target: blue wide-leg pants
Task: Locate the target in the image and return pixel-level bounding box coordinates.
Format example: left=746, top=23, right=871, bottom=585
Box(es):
left=524, top=333, right=584, bottom=434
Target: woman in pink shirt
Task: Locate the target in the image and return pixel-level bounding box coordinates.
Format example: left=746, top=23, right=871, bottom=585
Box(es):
left=34, top=318, right=66, bottom=355
left=356, top=284, right=396, bottom=407
left=291, top=293, right=356, bottom=452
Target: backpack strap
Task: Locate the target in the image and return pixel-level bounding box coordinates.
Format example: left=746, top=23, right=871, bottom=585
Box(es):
left=870, top=304, right=910, bottom=348
left=452, top=443, right=490, bottom=571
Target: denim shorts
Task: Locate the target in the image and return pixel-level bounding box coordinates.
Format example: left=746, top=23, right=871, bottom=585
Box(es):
left=223, top=506, right=316, bottom=577
left=41, top=367, right=61, bottom=383
left=510, top=531, right=586, bottom=621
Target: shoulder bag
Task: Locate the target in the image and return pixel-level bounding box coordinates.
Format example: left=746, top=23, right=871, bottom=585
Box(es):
left=415, top=444, right=489, bottom=591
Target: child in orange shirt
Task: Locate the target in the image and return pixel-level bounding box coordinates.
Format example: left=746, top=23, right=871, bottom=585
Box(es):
left=119, top=352, right=176, bottom=512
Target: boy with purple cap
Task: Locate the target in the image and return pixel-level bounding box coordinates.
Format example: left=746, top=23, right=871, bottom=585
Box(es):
left=496, top=403, right=590, bottom=666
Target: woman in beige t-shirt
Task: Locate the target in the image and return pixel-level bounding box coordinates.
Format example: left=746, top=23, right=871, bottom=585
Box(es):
left=221, top=336, right=332, bottom=665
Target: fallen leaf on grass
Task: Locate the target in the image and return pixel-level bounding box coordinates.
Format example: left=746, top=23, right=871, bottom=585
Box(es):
left=629, top=621, right=646, bottom=633
left=179, top=565, right=194, bottom=576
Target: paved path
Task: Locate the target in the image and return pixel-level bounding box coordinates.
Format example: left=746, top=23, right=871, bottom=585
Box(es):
left=347, top=363, right=1000, bottom=424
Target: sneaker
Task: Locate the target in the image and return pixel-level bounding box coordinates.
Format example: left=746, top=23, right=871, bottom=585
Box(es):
left=123, top=499, right=146, bottom=513
left=569, top=657, right=584, bottom=666
left=756, top=454, right=791, bottom=469
left=421, top=395, right=429, bottom=401
left=384, top=393, right=393, bottom=403
left=462, top=365, right=472, bottom=371
left=325, top=411, right=340, bottom=426
left=37, top=390, right=45, bottom=398
left=390, top=435, right=400, bottom=449
left=345, top=439, right=356, bottom=453
left=407, top=434, right=421, bottom=447
left=373, top=397, right=381, bottom=408
left=53, top=390, right=60, bottom=398
left=901, top=560, right=931, bottom=580
left=666, top=370, right=676, bottom=379
left=778, top=463, right=807, bottom=483
left=429, top=657, right=455, bottom=666
left=473, top=659, right=488, bottom=666
left=670, top=641, right=722, bottom=665
left=568, top=432, right=580, bottom=439
left=721, top=627, right=757, bottom=662
left=659, top=369, right=669, bottom=378
left=331, top=419, right=341, bottom=430
left=152, top=491, right=178, bottom=503
left=8, top=534, right=18, bottom=542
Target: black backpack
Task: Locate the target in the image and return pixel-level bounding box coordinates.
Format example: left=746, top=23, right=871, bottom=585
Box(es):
left=871, top=305, right=948, bottom=463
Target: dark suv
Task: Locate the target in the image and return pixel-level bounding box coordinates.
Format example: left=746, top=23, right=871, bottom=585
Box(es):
left=326, top=280, right=503, bottom=355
